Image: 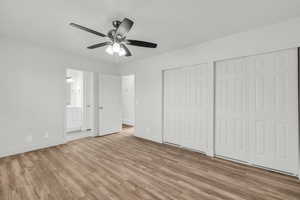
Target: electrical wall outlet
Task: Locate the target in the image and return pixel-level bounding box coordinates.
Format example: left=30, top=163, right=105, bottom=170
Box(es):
left=146, top=127, right=151, bottom=133
left=44, top=132, right=49, bottom=138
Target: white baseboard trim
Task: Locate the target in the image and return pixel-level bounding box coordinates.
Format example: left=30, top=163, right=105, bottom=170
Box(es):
left=0, top=140, right=64, bottom=159
left=134, top=135, right=163, bottom=144
left=65, top=130, right=94, bottom=142
left=122, top=119, right=135, bottom=126
left=66, top=127, right=82, bottom=133
left=216, top=154, right=298, bottom=177
left=206, top=150, right=214, bottom=157
left=99, top=128, right=122, bottom=136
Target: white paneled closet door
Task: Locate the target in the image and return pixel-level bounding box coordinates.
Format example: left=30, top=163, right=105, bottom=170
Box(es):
left=164, top=64, right=214, bottom=154
left=215, top=48, right=298, bottom=174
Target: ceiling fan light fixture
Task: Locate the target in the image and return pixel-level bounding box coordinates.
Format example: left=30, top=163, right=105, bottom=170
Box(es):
left=112, top=43, right=121, bottom=53
left=105, top=45, right=114, bottom=55
left=118, top=47, right=126, bottom=56
left=70, top=17, right=157, bottom=57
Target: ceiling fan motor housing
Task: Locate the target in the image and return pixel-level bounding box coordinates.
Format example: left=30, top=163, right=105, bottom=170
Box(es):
left=107, top=29, right=125, bottom=43
left=107, top=29, right=116, bottom=40
left=112, top=20, right=121, bottom=28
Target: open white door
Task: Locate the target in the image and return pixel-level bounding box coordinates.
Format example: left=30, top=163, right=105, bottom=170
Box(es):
left=99, top=74, right=122, bottom=136
left=82, top=71, right=94, bottom=132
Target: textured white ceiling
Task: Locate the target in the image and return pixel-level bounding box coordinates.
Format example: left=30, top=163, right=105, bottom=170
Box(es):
left=1, top=0, right=300, bottom=64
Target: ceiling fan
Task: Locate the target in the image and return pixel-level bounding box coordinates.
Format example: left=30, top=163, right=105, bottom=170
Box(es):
left=70, top=18, right=157, bottom=57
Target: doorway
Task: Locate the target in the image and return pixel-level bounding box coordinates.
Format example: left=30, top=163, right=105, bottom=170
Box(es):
left=121, top=75, right=135, bottom=135
left=65, top=68, right=94, bottom=141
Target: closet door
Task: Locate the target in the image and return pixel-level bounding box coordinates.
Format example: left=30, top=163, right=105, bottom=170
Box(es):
left=215, top=48, right=298, bottom=174
left=164, top=64, right=213, bottom=153
left=215, top=57, right=249, bottom=162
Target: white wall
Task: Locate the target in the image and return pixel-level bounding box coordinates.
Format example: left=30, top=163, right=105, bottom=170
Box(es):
left=0, top=36, right=118, bottom=158
left=118, top=17, right=300, bottom=143
left=122, top=75, right=135, bottom=126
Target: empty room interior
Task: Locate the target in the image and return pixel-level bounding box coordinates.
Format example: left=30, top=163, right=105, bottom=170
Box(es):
left=1, top=0, right=300, bottom=199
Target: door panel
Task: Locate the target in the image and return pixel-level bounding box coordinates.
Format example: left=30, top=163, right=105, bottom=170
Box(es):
left=83, top=71, right=94, bottom=131
left=215, top=59, right=249, bottom=162
left=99, top=74, right=122, bottom=136
left=164, top=64, right=214, bottom=153
left=215, top=48, right=298, bottom=174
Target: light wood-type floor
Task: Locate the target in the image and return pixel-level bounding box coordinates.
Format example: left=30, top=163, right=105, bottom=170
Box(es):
left=0, top=127, right=300, bottom=200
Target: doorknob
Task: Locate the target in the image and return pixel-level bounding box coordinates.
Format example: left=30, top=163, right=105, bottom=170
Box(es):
left=98, top=106, right=103, bottom=110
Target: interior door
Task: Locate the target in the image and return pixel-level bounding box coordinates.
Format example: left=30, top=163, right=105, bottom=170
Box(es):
left=215, top=48, right=299, bottom=174
left=99, top=74, right=122, bottom=136
left=82, top=71, right=94, bottom=132
left=163, top=64, right=214, bottom=153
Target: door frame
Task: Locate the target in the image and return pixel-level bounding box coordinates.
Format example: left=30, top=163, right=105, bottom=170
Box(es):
left=64, top=68, right=95, bottom=142
left=298, top=47, right=300, bottom=178
left=121, top=74, right=136, bottom=127
left=82, top=71, right=95, bottom=133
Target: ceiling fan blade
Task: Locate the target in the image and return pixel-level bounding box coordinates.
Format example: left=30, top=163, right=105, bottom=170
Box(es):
left=70, top=23, right=106, bottom=37
left=120, top=44, right=132, bottom=56
left=87, top=41, right=112, bottom=49
left=126, top=40, right=157, bottom=48
left=116, top=18, right=134, bottom=37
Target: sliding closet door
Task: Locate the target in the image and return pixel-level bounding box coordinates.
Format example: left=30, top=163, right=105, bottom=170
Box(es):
left=215, top=48, right=298, bottom=174
left=215, top=57, right=250, bottom=162
left=164, top=64, right=213, bottom=153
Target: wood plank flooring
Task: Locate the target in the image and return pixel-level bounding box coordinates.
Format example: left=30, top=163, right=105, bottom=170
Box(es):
left=0, top=127, right=300, bottom=200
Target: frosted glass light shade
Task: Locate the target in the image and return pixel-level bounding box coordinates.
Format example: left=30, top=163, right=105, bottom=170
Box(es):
left=112, top=43, right=120, bottom=53
left=118, top=47, right=126, bottom=56
left=105, top=45, right=114, bottom=55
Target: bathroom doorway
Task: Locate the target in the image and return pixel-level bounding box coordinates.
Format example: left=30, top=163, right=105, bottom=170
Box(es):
left=65, top=69, right=94, bottom=141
